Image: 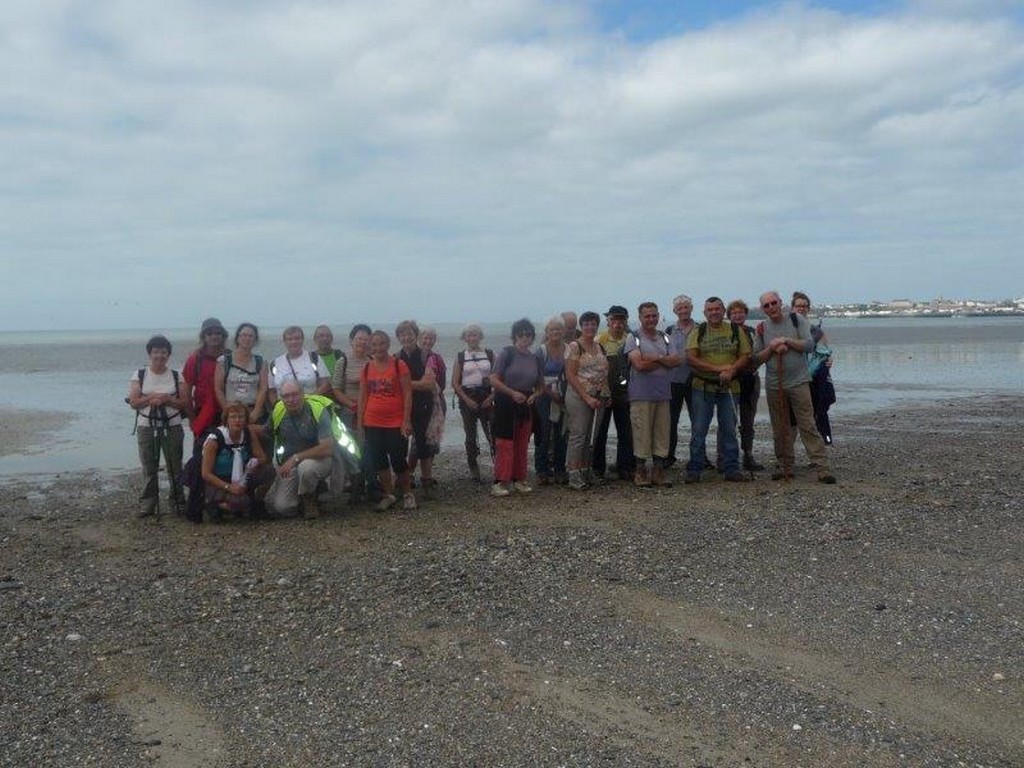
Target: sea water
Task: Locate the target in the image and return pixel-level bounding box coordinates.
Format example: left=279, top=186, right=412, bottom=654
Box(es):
left=0, top=317, right=1021, bottom=478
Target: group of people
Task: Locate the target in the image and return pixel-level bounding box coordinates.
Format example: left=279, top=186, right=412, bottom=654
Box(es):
left=128, top=290, right=835, bottom=520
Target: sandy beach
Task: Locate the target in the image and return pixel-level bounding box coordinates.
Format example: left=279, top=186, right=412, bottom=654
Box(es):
left=1, top=396, right=1021, bottom=767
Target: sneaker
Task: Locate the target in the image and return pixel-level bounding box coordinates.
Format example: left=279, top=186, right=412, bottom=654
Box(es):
left=512, top=481, right=533, bottom=494
left=633, top=467, right=651, bottom=487
left=724, top=471, right=748, bottom=482
left=490, top=483, right=511, bottom=497
left=402, top=492, right=418, bottom=510
left=375, top=494, right=397, bottom=511
left=567, top=471, right=587, bottom=491
left=818, top=473, right=837, bottom=485
left=684, top=472, right=701, bottom=484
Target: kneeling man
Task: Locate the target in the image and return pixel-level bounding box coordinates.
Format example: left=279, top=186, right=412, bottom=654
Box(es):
left=268, top=380, right=335, bottom=517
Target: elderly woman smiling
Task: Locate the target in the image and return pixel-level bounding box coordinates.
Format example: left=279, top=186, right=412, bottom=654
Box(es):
left=270, top=326, right=331, bottom=403
left=488, top=318, right=544, bottom=497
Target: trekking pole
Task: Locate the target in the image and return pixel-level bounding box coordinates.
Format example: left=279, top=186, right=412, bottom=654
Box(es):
left=776, top=351, right=791, bottom=482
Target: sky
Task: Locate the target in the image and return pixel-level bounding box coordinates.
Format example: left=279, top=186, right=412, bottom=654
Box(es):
left=2, top=0, right=1022, bottom=330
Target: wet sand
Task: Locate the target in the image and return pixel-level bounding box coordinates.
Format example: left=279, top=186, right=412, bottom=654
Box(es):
left=1, top=397, right=1021, bottom=767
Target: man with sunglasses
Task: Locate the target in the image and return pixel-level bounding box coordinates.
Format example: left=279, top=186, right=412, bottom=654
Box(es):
left=752, top=292, right=836, bottom=484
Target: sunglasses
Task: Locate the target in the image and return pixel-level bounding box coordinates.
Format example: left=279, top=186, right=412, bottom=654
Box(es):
left=761, top=300, right=780, bottom=309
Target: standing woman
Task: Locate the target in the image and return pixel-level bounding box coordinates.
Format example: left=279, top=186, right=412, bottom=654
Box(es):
left=727, top=300, right=765, bottom=470
left=452, top=323, right=495, bottom=482
left=452, top=323, right=495, bottom=481
left=563, top=311, right=610, bottom=490
left=792, top=291, right=835, bottom=444
left=533, top=316, right=568, bottom=484
left=214, top=322, right=268, bottom=424
left=489, top=318, right=544, bottom=497
left=358, top=330, right=415, bottom=512
left=128, top=335, right=188, bottom=518
left=270, top=326, right=331, bottom=402
left=396, top=320, right=437, bottom=493
left=417, top=326, right=448, bottom=479
left=331, top=324, right=371, bottom=427
left=183, top=318, right=228, bottom=438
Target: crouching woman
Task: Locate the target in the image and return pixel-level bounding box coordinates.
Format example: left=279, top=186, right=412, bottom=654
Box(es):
left=201, top=402, right=271, bottom=520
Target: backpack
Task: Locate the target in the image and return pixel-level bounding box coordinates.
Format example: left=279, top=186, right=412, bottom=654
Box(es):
left=457, top=348, right=495, bottom=366
left=696, top=321, right=741, bottom=350
left=755, top=313, right=799, bottom=341
left=131, top=367, right=182, bottom=434
left=221, top=351, right=263, bottom=376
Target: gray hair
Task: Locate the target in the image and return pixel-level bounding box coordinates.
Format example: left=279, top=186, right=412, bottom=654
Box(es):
left=545, top=315, right=566, bottom=330
left=460, top=323, right=484, bottom=341
left=672, top=294, right=692, bottom=308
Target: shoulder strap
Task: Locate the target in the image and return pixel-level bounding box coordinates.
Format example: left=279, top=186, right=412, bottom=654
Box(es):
left=756, top=321, right=765, bottom=339
left=486, top=348, right=494, bottom=364
left=254, top=354, right=263, bottom=373
left=137, top=368, right=146, bottom=388
left=730, top=321, right=740, bottom=348
left=790, top=312, right=799, bottom=329
left=697, top=322, right=708, bottom=345
left=309, top=350, right=319, bottom=365
left=457, top=350, right=465, bottom=366
left=222, top=350, right=233, bottom=371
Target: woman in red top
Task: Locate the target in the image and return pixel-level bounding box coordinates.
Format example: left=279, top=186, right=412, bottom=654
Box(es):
left=183, top=317, right=228, bottom=438
left=358, top=330, right=415, bottom=512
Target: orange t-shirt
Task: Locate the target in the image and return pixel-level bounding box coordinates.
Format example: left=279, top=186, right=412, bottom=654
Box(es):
left=361, top=357, right=409, bottom=428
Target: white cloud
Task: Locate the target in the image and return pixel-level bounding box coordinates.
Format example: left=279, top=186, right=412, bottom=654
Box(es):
left=1, top=0, right=1022, bottom=329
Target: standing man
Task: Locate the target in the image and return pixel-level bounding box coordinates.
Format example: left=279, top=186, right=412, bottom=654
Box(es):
left=268, top=380, right=336, bottom=518
left=593, top=305, right=634, bottom=482
left=561, top=311, right=580, bottom=341
left=752, top=291, right=837, bottom=484
left=625, top=302, right=680, bottom=486
left=727, top=299, right=765, bottom=471
left=313, top=325, right=347, bottom=402
left=665, top=294, right=697, bottom=469
left=685, top=297, right=751, bottom=484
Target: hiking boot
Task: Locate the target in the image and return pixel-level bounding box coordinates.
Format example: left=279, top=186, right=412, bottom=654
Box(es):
left=743, top=454, right=765, bottom=471
left=586, top=469, right=604, bottom=486
left=633, top=466, right=651, bottom=487
left=684, top=472, right=701, bottom=484
left=567, top=470, right=587, bottom=491
left=402, top=492, right=418, bottom=510
left=771, top=470, right=794, bottom=481
left=490, top=483, right=511, bottom=497
left=301, top=495, right=320, bottom=519
left=724, top=471, right=748, bottom=482
left=818, top=473, right=837, bottom=485
left=375, top=494, right=397, bottom=511
left=537, top=475, right=552, bottom=486
left=651, top=466, right=672, bottom=487
left=512, top=481, right=533, bottom=494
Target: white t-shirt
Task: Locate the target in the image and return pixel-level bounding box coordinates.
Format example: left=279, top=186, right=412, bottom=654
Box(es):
left=271, top=351, right=328, bottom=394
left=130, top=367, right=183, bottom=426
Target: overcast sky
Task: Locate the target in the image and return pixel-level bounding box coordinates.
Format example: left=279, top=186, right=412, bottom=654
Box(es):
left=3, top=0, right=1022, bottom=330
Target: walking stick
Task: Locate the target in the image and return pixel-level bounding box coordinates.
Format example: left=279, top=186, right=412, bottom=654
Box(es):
left=776, top=351, right=791, bottom=481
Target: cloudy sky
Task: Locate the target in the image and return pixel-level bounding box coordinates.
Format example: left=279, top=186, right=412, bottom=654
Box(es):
left=3, top=0, right=1022, bottom=330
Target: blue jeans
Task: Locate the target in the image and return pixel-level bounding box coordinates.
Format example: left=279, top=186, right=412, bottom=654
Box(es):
left=687, top=387, right=740, bottom=473
left=533, top=396, right=567, bottom=478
